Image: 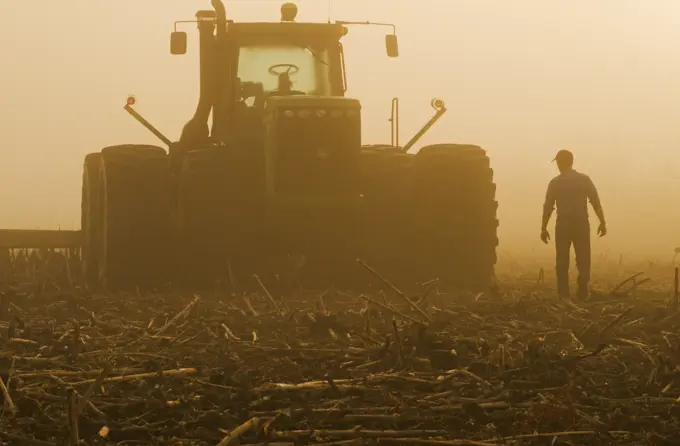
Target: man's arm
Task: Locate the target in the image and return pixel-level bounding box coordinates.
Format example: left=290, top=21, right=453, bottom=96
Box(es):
left=542, top=180, right=555, bottom=231
left=585, top=176, right=605, bottom=225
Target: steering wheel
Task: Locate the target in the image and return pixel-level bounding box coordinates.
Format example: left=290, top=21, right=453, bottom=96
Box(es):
left=268, top=63, right=300, bottom=76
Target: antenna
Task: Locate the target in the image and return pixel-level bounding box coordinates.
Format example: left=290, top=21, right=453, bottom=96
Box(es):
left=327, top=0, right=332, bottom=23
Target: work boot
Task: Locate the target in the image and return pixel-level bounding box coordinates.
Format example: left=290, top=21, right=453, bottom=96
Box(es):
left=576, top=286, right=589, bottom=300
left=556, top=280, right=570, bottom=300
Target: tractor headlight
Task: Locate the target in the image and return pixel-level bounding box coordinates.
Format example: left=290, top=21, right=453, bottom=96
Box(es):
left=315, top=109, right=327, bottom=118
left=283, top=110, right=294, bottom=118
left=330, top=109, right=344, bottom=118
left=298, top=109, right=311, bottom=118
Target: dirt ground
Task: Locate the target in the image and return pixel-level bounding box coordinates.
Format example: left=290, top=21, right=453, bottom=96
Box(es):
left=0, top=253, right=679, bottom=445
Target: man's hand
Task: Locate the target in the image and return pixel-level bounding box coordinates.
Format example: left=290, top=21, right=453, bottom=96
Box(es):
left=597, top=222, right=607, bottom=237
left=540, top=228, right=550, bottom=244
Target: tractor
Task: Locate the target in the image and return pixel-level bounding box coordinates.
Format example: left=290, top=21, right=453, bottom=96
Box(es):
left=0, top=1, right=499, bottom=292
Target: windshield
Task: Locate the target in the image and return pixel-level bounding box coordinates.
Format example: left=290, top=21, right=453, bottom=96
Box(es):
left=237, top=43, right=331, bottom=97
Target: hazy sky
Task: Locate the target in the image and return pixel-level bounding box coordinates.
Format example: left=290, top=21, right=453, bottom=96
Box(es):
left=1, top=1, right=679, bottom=257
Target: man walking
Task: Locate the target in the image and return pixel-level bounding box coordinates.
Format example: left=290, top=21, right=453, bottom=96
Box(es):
left=541, top=150, right=607, bottom=299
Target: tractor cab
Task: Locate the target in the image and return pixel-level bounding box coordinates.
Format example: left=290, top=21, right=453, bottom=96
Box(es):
left=169, top=2, right=398, bottom=148
left=226, top=22, right=349, bottom=145
left=223, top=24, right=363, bottom=200
left=232, top=23, right=345, bottom=109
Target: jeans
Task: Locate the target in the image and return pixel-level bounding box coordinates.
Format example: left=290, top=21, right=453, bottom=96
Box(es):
left=555, top=218, right=591, bottom=298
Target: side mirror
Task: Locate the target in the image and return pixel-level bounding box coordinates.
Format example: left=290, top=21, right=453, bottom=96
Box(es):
left=170, top=31, right=187, bottom=55
left=385, top=34, right=399, bottom=58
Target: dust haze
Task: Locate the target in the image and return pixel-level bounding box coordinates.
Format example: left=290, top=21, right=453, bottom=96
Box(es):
left=0, top=0, right=678, bottom=259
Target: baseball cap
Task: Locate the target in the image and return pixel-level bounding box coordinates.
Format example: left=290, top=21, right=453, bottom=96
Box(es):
left=552, top=149, right=573, bottom=164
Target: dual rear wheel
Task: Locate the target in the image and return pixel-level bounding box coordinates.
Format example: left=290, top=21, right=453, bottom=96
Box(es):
left=80, top=143, right=499, bottom=292
left=81, top=146, right=243, bottom=291
left=357, top=143, right=499, bottom=291
left=81, top=145, right=171, bottom=290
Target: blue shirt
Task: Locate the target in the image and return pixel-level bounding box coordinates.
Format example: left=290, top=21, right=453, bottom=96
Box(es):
left=543, top=170, right=602, bottom=222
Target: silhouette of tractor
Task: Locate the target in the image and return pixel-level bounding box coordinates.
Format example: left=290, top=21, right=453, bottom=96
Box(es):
left=0, top=1, right=498, bottom=292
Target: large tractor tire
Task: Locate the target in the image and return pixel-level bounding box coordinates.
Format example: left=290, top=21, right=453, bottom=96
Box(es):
left=80, top=152, right=102, bottom=287
left=409, top=144, right=499, bottom=289
left=358, top=144, right=498, bottom=292
left=176, top=149, right=231, bottom=288
left=94, top=145, right=171, bottom=290
left=177, top=144, right=272, bottom=290
left=356, top=145, right=414, bottom=289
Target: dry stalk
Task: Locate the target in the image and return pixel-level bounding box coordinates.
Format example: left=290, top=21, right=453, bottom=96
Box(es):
left=155, top=294, right=200, bottom=336
left=674, top=267, right=679, bottom=310
left=609, top=272, right=644, bottom=295
left=242, top=294, right=260, bottom=317
left=72, top=367, right=197, bottom=387
left=357, top=259, right=432, bottom=322
left=67, top=388, right=79, bottom=445
left=599, top=307, right=632, bottom=338
left=253, top=274, right=283, bottom=315
left=222, top=323, right=241, bottom=341
left=217, top=416, right=261, bottom=446
left=359, top=294, right=427, bottom=326
left=76, top=362, right=114, bottom=413
left=392, top=318, right=404, bottom=367
left=69, top=319, right=81, bottom=361
left=49, top=375, right=105, bottom=419
left=380, top=439, right=496, bottom=446
left=494, top=430, right=630, bottom=442
left=0, top=375, right=16, bottom=413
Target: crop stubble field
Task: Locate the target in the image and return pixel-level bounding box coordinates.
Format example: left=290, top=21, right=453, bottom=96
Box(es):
left=0, top=251, right=679, bottom=445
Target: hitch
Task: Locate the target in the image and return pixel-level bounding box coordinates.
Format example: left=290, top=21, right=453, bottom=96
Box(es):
left=401, top=98, right=447, bottom=154
left=123, top=96, right=172, bottom=148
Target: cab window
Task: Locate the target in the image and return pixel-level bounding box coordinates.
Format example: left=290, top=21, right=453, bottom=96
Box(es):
left=237, top=43, right=331, bottom=97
